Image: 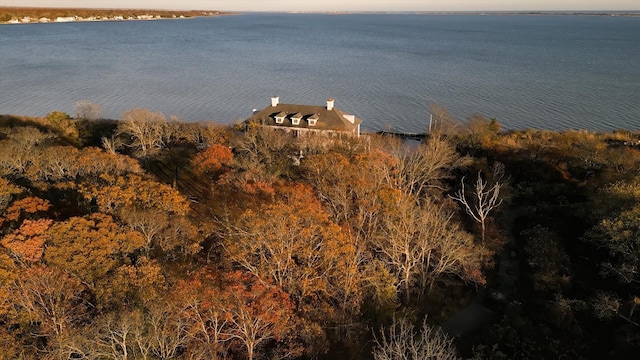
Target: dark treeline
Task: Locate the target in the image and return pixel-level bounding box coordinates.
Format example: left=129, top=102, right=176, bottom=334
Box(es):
left=0, top=103, right=639, bottom=359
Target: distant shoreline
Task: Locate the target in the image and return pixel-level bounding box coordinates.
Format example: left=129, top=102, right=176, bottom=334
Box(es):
left=0, top=7, right=235, bottom=25
left=2, top=9, right=639, bottom=25
left=290, top=11, right=640, bottom=17
left=413, top=11, right=640, bottom=17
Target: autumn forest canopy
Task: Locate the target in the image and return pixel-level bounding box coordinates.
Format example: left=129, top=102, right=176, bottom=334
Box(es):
left=1, top=103, right=640, bottom=359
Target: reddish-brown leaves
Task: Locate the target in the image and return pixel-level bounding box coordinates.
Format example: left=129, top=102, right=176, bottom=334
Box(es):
left=1, top=219, right=52, bottom=263
left=169, top=269, right=302, bottom=360
left=3, top=196, right=51, bottom=223
left=191, top=144, right=233, bottom=174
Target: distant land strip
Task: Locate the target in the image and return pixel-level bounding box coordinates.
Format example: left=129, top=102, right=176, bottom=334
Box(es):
left=0, top=7, right=235, bottom=24
left=413, top=11, right=640, bottom=16
left=307, top=10, right=640, bottom=16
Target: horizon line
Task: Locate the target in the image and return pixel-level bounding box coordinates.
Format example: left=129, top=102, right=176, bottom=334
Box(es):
left=1, top=6, right=639, bottom=12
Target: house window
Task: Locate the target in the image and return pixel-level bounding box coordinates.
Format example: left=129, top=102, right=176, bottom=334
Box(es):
left=291, top=113, right=303, bottom=126
left=308, top=114, right=319, bottom=127
left=274, top=111, right=287, bottom=124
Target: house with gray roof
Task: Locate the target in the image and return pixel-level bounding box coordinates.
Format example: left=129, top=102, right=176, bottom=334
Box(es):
left=246, top=97, right=362, bottom=137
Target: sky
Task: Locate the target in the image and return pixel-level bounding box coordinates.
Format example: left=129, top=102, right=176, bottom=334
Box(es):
left=2, top=1, right=639, bottom=12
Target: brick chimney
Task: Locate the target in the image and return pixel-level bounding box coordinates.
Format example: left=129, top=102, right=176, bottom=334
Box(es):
left=327, top=98, right=334, bottom=111
left=271, top=96, right=279, bottom=107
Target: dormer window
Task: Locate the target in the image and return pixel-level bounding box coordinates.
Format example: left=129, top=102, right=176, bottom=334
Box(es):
left=274, top=111, right=287, bottom=124
left=291, top=113, right=303, bottom=126
left=308, top=114, right=319, bottom=127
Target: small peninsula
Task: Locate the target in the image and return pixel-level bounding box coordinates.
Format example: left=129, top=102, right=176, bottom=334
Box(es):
left=0, top=7, right=232, bottom=24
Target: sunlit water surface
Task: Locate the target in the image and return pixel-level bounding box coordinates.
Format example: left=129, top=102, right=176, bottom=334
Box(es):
left=1, top=14, right=639, bottom=132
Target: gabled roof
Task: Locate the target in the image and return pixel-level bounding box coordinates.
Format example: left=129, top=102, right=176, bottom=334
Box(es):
left=246, top=100, right=363, bottom=132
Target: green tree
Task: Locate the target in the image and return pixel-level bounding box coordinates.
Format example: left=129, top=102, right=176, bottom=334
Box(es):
left=46, top=111, right=78, bottom=140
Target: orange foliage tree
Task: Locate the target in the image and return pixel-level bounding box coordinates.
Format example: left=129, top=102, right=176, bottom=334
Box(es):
left=0, top=178, right=22, bottom=219
left=301, top=150, right=396, bottom=243
left=45, top=213, right=144, bottom=288
left=191, top=144, right=233, bottom=174
left=79, top=174, right=190, bottom=215
left=1, top=218, right=52, bottom=263
left=222, top=271, right=299, bottom=360
left=78, top=174, right=198, bottom=256
left=225, top=183, right=362, bottom=327
left=99, top=256, right=166, bottom=309
left=300, top=141, right=486, bottom=309
left=171, top=269, right=231, bottom=360
left=2, top=196, right=51, bottom=224
left=75, top=146, right=142, bottom=178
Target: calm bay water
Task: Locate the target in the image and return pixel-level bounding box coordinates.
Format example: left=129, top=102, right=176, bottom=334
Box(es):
left=1, top=13, right=639, bottom=132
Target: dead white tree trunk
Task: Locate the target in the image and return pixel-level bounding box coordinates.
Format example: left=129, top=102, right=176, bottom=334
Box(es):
left=450, top=163, right=505, bottom=243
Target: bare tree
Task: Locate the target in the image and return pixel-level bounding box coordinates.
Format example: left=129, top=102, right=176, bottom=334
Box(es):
left=373, top=317, right=460, bottom=360
left=450, top=163, right=505, bottom=243
left=0, top=127, right=53, bottom=176
left=35, top=145, right=81, bottom=181
left=393, top=135, right=471, bottom=199
left=0, top=178, right=22, bottom=215
left=428, top=104, right=463, bottom=137
left=182, top=298, right=230, bottom=360
left=591, top=292, right=640, bottom=327
left=101, top=136, right=121, bottom=155
left=122, top=208, right=169, bottom=255
left=74, top=100, right=103, bottom=120
left=9, top=267, right=91, bottom=357
left=147, top=302, right=190, bottom=360
left=91, top=312, right=138, bottom=360
left=232, top=125, right=292, bottom=183
left=464, top=113, right=501, bottom=148
left=117, top=108, right=167, bottom=156
left=375, top=194, right=486, bottom=301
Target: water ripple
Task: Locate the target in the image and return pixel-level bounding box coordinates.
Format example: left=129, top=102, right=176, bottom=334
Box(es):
left=1, top=14, right=639, bottom=132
